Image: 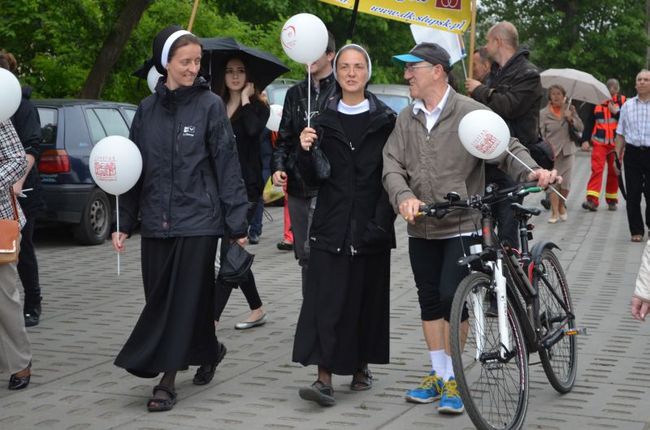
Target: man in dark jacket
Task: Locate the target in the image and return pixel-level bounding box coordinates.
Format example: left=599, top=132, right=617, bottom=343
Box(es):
left=465, top=21, right=543, bottom=247
left=271, top=32, right=337, bottom=295
left=0, top=51, right=44, bottom=327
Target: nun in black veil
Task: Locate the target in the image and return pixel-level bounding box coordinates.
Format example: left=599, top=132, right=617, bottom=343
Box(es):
left=112, top=25, right=249, bottom=412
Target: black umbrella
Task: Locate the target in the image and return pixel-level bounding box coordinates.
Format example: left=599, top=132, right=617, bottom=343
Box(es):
left=199, top=37, right=290, bottom=92
left=613, top=151, right=627, bottom=200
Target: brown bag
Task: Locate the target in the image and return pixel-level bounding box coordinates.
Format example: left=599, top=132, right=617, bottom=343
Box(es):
left=0, top=190, right=20, bottom=264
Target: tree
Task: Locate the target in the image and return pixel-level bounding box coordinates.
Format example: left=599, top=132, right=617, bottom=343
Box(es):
left=477, top=0, right=648, bottom=94
left=79, top=0, right=153, bottom=98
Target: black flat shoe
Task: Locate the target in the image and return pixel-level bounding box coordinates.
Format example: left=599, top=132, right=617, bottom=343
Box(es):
left=9, top=362, right=31, bottom=390
left=193, top=341, right=227, bottom=385
left=24, top=304, right=41, bottom=327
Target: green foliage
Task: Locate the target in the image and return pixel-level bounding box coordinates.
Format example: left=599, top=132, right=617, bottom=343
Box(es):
left=1, top=0, right=646, bottom=102
left=478, top=0, right=648, bottom=95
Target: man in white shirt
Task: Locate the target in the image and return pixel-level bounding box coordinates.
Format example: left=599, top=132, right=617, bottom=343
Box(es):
left=616, top=69, right=650, bottom=242
left=382, top=42, right=558, bottom=416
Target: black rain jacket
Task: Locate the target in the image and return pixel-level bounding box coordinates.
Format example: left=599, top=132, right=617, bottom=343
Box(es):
left=298, top=92, right=397, bottom=255
left=118, top=77, right=249, bottom=238
left=470, top=48, right=542, bottom=148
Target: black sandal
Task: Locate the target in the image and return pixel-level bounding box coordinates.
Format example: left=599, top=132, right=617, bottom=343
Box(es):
left=350, top=367, right=373, bottom=391
left=193, top=341, right=227, bottom=385
left=298, top=380, right=336, bottom=406
left=147, top=385, right=177, bottom=412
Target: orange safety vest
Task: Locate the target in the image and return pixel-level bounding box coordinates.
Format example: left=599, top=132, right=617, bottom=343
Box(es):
left=591, top=94, right=626, bottom=145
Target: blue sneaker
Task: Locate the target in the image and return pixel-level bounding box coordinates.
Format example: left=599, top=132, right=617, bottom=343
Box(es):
left=438, top=377, right=465, bottom=414
left=405, top=371, right=444, bottom=403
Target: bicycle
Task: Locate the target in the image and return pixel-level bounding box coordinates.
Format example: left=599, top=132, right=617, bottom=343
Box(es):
left=419, top=182, right=584, bottom=430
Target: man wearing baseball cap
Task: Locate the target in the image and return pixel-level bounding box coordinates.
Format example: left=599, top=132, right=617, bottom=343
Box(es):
left=382, top=42, right=558, bottom=415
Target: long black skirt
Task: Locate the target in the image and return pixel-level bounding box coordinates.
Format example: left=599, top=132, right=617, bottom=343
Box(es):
left=292, top=248, right=390, bottom=375
left=114, top=236, right=219, bottom=378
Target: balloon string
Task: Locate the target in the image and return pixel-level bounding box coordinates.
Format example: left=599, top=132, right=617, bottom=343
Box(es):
left=116, top=195, right=121, bottom=276
left=307, top=64, right=311, bottom=128
left=505, top=149, right=566, bottom=201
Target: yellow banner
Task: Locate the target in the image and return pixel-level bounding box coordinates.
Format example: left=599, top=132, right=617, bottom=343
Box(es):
left=319, top=0, right=471, bottom=34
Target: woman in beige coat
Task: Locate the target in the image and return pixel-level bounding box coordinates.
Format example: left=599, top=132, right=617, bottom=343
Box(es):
left=540, top=84, right=583, bottom=223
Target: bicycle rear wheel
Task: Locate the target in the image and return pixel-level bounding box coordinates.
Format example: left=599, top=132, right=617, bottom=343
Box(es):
left=535, top=249, right=577, bottom=393
left=450, top=272, right=529, bottom=430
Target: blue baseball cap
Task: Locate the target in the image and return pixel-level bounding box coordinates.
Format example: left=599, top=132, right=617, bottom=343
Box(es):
left=393, top=42, right=452, bottom=73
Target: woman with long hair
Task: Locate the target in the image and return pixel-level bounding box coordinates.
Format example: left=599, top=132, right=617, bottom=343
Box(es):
left=112, top=26, right=249, bottom=412
left=214, top=55, right=269, bottom=329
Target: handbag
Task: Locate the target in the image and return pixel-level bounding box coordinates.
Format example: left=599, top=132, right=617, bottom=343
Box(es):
left=0, top=190, right=21, bottom=264
left=567, top=121, right=582, bottom=146
left=311, top=130, right=330, bottom=181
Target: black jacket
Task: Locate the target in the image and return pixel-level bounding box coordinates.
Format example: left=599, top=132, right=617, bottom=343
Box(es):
left=470, top=48, right=542, bottom=148
left=11, top=87, right=44, bottom=215
left=271, top=72, right=337, bottom=198
left=298, top=92, right=397, bottom=255
left=118, top=77, right=249, bottom=238
left=231, top=101, right=270, bottom=202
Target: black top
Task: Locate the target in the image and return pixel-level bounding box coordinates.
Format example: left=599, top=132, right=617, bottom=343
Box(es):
left=338, top=111, right=370, bottom=151
left=298, top=92, right=397, bottom=255
left=230, top=101, right=270, bottom=201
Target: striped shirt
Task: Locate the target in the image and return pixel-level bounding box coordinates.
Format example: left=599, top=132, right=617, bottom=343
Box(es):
left=617, top=96, right=650, bottom=147
left=0, top=120, right=27, bottom=227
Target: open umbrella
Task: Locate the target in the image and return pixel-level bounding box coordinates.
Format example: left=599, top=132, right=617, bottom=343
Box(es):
left=200, top=37, right=289, bottom=91
left=540, top=68, right=610, bottom=105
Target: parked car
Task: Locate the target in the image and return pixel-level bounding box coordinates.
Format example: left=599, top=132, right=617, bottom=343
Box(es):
left=367, top=84, right=412, bottom=113
left=265, top=78, right=299, bottom=106
left=266, top=79, right=411, bottom=113
left=34, top=99, right=137, bottom=245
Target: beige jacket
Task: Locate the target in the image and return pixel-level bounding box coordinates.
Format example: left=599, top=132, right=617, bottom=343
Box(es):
left=382, top=88, right=538, bottom=240
left=539, top=106, right=584, bottom=157
left=635, top=241, right=650, bottom=302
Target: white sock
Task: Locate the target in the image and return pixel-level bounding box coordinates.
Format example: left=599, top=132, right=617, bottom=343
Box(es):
left=441, top=353, right=454, bottom=381
left=429, top=350, right=446, bottom=375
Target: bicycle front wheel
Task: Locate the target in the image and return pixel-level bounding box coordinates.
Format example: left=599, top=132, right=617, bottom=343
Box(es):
left=536, top=249, right=577, bottom=393
left=450, top=272, right=529, bottom=430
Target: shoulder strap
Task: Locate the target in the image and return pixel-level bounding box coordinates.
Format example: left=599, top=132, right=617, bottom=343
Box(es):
left=9, top=189, right=19, bottom=221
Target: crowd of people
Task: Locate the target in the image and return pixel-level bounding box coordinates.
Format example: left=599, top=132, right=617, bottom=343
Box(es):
left=1, top=20, right=649, bottom=421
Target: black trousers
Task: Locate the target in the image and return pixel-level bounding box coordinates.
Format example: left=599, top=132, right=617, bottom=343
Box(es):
left=624, top=144, right=650, bottom=236
left=409, top=236, right=473, bottom=321
left=17, top=214, right=41, bottom=311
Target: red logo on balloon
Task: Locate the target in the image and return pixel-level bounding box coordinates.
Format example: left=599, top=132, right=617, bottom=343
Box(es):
left=281, top=25, right=297, bottom=50
left=94, top=158, right=117, bottom=181
left=436, top=0, right=461, bottom=10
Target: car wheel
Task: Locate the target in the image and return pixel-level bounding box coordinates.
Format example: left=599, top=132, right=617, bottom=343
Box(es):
left=73, top=188, right=111, bottom=245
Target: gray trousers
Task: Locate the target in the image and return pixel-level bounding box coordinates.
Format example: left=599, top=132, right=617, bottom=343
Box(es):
left=287, top=194, right=316, bottom=296
left=0, top=260, right=32, bottom=374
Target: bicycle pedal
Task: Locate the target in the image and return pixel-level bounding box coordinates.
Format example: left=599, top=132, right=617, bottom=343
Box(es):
left=564, top=327, right=587, bottom=336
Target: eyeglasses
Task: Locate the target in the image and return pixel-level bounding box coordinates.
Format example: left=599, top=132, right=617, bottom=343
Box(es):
left=404, top=64, right=434, bottom=73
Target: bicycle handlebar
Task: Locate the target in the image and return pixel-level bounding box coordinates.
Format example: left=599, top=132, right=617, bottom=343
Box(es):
left=418, top=181, right=544, bottom=218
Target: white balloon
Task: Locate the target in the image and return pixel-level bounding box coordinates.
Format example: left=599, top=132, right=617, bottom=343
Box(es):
left=281, top=13, right=328, bottom=64
left=458, top=110, right=510, bottom=160
left=147, top=66, right=162, bottom=93
left=266, top=104, right=283, bottom=132
left=89, top=136, right=143, bottom=195
left=0, top=68, right=22, bottom=122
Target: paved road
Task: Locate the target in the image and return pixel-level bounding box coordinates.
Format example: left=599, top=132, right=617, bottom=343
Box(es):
left=1, top=152, right=649, bottom=430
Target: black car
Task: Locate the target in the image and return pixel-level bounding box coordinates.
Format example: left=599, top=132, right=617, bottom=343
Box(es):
left=34, top=99, right=137, bottom=245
